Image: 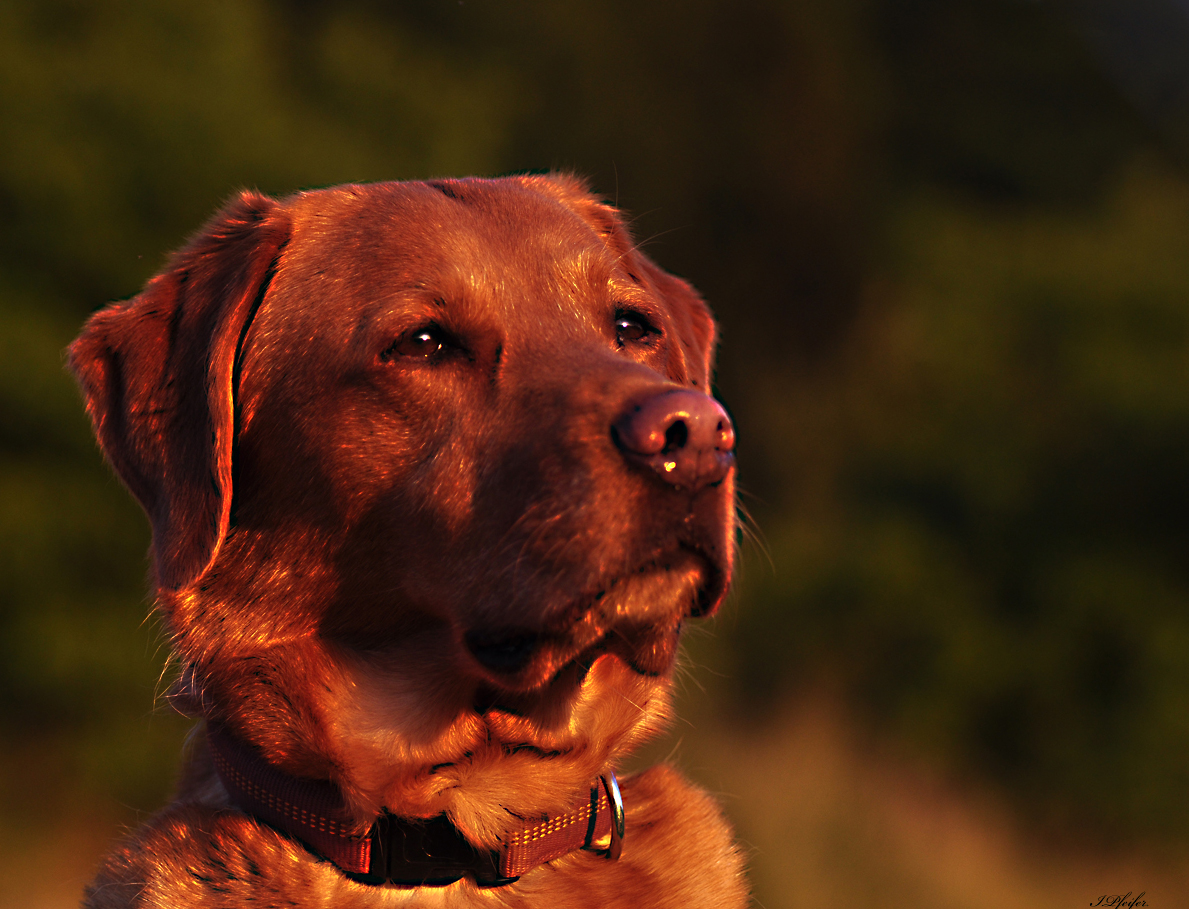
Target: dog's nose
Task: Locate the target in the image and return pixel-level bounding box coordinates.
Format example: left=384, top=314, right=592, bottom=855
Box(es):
left=613, top=389, right=736, bottom=491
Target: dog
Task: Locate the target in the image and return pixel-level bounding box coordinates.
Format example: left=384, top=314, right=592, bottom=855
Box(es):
left=70, top=174, right=746, bottom=907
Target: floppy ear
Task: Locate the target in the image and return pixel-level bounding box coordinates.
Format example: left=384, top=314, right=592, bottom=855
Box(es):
left=524, top=173, right=719, bottom=389
left=68, top=191, right=290, bottom=591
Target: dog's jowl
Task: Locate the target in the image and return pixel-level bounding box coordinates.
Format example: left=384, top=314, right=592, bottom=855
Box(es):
left=70, top=174, right=746, bottom=907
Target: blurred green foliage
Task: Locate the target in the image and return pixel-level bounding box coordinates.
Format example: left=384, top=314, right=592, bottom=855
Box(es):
left=1, top=0, right=1187, bottom=846
left=732, top=162, right=1189, bottom=839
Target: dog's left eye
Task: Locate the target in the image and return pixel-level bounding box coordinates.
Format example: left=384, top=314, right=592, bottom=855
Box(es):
left=615, top=311, right=658, bottom=346
left=382, top=325, right=450, bottom=361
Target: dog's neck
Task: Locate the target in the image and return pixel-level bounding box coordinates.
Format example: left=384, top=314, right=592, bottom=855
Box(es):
left=205, top=722, right=625, bottom=886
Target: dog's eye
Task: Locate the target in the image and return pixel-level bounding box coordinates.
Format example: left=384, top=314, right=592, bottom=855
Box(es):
left=614, top=311, right=657, bottom=346
left=382, top=325, right=449, bottom=361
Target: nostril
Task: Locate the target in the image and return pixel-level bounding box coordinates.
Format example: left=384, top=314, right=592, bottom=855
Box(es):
left=716, top=418, right=736, bottom=452
left=663, top=420, right=688, bottom=452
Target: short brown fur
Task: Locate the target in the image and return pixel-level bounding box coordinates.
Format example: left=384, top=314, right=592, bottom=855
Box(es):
left=71, top=174, right=746, bottom=907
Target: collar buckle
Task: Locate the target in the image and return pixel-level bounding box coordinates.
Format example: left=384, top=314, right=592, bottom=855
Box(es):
left=348, top=813, right=517, bottom=887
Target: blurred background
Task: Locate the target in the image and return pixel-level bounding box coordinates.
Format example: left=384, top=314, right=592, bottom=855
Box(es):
left=3, top=0, right=1189, bottom=905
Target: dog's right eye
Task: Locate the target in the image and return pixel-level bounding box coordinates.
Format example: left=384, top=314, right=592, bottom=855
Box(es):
left=381, top=325, right=449, bottom=361
left=614, top=310, right=659, bottom=347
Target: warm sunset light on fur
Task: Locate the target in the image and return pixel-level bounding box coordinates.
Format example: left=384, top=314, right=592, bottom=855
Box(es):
left=68, top=175, right=745, bottom=906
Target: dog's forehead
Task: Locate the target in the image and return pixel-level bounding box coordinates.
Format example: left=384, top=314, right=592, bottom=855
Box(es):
left=278, top=180, right=625, bottom=323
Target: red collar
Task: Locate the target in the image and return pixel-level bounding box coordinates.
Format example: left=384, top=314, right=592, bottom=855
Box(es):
left=206, top=723, right=625, bottom=886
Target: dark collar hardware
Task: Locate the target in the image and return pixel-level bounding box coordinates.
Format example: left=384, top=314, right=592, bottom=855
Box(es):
left=206, top=722, right=624, bottom=887
left=350, top=812, right=520, bottom=886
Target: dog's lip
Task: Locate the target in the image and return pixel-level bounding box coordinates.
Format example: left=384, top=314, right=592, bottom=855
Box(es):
left=464, top=543, right=718, bottom=692
left=470, top=629, right=680, bottom=720
left=463, top=622, right=605, bottom=691
left=467, top=618, right=682, bottom=690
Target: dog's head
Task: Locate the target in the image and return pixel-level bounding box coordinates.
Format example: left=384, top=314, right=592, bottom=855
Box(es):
left=70, top=175, right=735, bottom=836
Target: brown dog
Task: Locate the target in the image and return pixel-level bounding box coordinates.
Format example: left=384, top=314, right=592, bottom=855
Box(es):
left=70, top=174, right=746, bottom=907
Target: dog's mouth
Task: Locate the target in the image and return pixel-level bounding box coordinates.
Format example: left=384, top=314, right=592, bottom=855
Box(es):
left=466, top=616, right=682, bottom=684
left=463, top=545, right=723, bottom=694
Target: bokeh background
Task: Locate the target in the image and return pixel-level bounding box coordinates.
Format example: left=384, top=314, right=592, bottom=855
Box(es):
left=3, top=1, right=1189, bottom=906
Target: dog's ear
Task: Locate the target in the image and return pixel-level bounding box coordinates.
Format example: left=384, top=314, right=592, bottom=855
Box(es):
left=524, top=173, right=719, bottom=390
left=68, top=191, right=290, bottom=591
